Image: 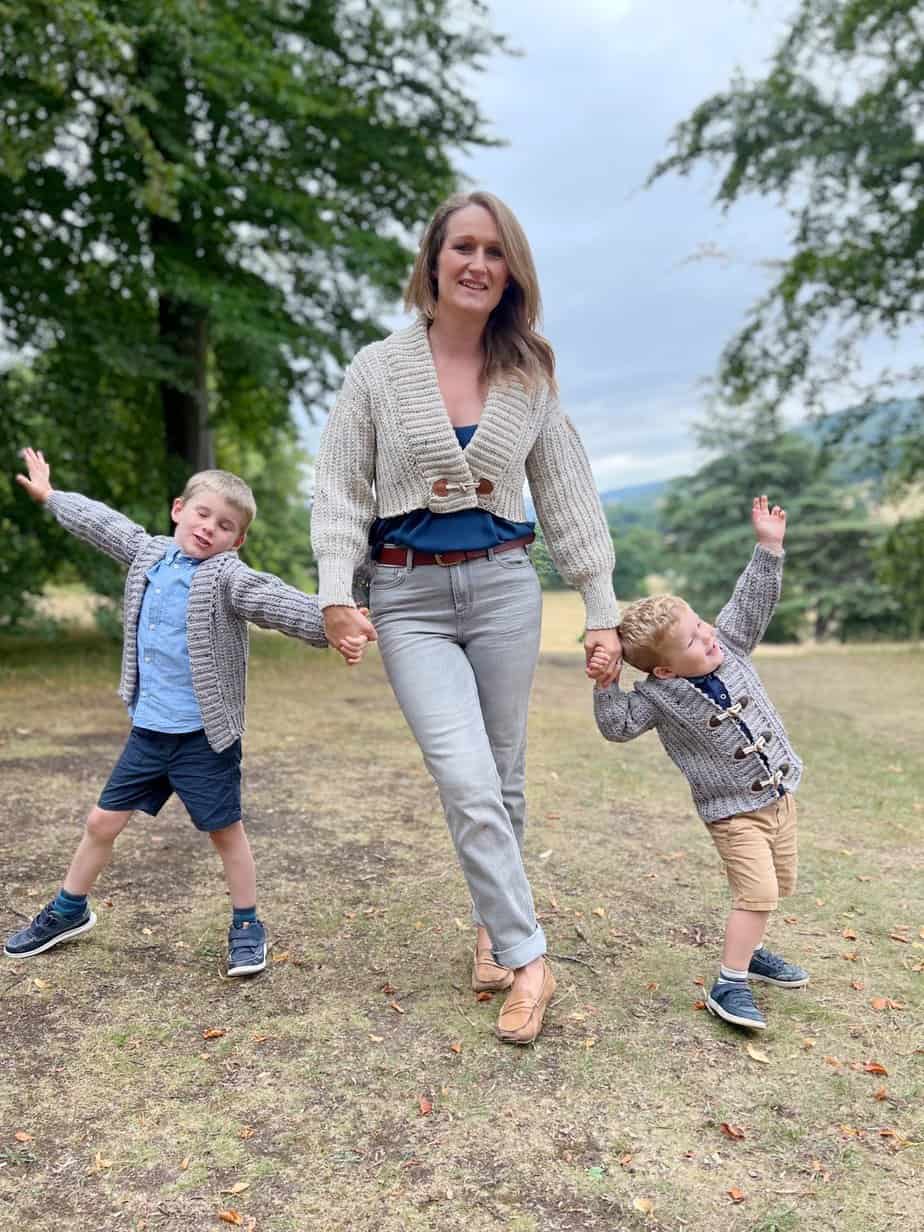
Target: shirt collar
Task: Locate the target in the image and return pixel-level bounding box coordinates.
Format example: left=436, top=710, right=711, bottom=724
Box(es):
left=164, top=542, right=202, bottom=567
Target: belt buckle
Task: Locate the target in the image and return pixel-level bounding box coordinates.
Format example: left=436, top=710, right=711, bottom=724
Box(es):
left=433, top=552, right=458, bottom=567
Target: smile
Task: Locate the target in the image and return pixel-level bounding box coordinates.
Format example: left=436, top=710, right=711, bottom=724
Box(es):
left=459, top=280, right=487, bottom=291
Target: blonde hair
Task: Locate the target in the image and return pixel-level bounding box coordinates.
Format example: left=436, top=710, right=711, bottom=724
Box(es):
left=404, top=190, right=557, bottom=393
left=617, top=594, right=687, bottom=673
left=180, top=469, right=257, bottom=532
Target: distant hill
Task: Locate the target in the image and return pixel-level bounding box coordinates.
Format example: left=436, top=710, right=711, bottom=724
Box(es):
left=598, top=478, right=667, bottom=507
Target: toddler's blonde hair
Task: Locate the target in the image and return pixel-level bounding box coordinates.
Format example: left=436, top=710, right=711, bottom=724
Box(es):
left=618, top=594, right=687, bottom=673
left=180, top=469, right=257, bottom=532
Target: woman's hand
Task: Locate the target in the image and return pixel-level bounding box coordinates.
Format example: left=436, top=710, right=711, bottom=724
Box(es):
left=324, top=605, right=377, bottom=667
left=584, top=627, right=622, bottom=687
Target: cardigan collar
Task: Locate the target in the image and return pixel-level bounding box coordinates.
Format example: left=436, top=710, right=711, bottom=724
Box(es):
left=381, top=317, right=535, bottom=512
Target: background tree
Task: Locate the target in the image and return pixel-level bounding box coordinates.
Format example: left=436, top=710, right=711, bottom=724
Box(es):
left=647, top=0, right=923, bottom=471
left=0, top=0, right=506, bottom=625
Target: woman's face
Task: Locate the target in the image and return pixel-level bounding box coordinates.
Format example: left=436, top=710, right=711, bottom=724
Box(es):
left=434, top=204, right=510, bottom=320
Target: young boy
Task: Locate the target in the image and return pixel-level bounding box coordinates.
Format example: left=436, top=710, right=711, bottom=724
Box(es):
left=4, top=449, right=365, bottom=976
left=591, top=496, right=808, bottom=1030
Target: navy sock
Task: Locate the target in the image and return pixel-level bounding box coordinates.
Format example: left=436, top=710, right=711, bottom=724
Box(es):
left=53, top=888, right=88, bottom=919
left=232, top=905, right=257, bottom=928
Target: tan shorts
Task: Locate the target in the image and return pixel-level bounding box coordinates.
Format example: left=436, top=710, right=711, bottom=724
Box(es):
left=707, top=793, right=798, bottom=912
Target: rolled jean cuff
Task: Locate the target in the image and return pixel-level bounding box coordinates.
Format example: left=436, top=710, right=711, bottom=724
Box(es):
left=493, top=923, right=546, bottom=970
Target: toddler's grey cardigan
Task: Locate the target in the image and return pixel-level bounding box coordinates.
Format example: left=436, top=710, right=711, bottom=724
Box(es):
left=594, top=546, right=802, bottom=822
left=46, top=491, right=328, bottom=752
left=311, top=317, right=619, bottom=629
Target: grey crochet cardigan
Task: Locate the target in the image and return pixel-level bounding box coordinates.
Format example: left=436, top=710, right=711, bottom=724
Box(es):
left=311, top=317, right=619, bottom=629
left=46, top=491, right=328, bottom=752
left=594, top=546, right=802, bottom=822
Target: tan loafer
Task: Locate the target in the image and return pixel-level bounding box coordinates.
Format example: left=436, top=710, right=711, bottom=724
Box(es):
left=495, top=959, right=556, bottom=1044
left=472, top=942, right=515, bottom=992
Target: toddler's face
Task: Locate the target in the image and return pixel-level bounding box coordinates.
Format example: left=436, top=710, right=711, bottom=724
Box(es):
left=171, top=491, right=246, bottom=559
left=653, top=603, right=724, bottom=679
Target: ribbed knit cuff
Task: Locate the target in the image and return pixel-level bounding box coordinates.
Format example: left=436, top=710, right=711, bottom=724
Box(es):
left=581, top=573, right=620, bottom=631
left=316, top=556, right=358, bottom=610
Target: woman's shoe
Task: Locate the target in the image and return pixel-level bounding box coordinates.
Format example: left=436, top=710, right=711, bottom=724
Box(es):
left=472, top=941, right=515, bottom=992
left=495, top=959, right=556, bottom=1044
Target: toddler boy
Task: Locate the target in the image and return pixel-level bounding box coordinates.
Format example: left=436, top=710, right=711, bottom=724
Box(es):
left=592, top=496, right=808, bottom=1029
left=4, top=449, right=363, bottom=975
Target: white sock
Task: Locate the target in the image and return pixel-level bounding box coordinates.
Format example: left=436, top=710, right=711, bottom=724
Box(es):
left=718, top=964, right=749, bottom=982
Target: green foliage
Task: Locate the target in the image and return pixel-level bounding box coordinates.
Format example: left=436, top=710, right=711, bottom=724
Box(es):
left=649, top=0, right=924, bottom=476
left=660, top=413, right=896, bottom=641
left=612, top=525, right=666, bottom=599
left=878, top=516, right=924, bottom=639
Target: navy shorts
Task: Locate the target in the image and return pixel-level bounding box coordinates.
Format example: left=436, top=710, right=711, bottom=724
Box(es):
left=98, top=727, right=242, bottom=832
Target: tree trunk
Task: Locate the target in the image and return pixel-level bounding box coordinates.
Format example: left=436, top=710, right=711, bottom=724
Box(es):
left=157, top=291, right=214, bottom=527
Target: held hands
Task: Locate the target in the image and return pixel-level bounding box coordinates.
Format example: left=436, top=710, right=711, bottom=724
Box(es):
left=752, top=493, right=786, bottom=554
left=16, top=447, right=52, bottom=503
left=323, top=604, right=377, bottom=667
left=584, top=627, right=622, bottom=687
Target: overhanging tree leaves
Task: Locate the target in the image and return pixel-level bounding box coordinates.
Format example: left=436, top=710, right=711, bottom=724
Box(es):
left=0, top=0, right=506, bottom=492
left=647, top=0, right=924, bottom=466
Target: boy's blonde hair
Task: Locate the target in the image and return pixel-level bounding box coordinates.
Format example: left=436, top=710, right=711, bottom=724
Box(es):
left=618, top=594, right=687, bottom=673
left=180, top=469, right=257, bottom=532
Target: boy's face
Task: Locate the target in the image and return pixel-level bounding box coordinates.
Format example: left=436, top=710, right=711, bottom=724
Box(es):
left=171, top=491, right=246, bottom=559
left=652, top=603, right=725, bottom=679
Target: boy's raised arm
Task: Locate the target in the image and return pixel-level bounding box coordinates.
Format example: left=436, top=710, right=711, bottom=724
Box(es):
left=19, top=448, right=149, bottom=567
left=714, top=496, right=786, bottom=656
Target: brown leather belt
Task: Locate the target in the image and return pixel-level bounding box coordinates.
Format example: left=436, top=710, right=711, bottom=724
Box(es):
left=376, top=533, right=534, bottom=568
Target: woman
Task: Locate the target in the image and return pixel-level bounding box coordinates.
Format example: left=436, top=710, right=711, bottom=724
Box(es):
left=312, top=191, right=621, bottom=1043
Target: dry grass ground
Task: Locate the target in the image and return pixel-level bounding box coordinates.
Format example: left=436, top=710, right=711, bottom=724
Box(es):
left=0, top=592, right=921, bottom=1232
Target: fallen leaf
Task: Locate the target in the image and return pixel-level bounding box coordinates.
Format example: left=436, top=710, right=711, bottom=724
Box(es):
left=222, top=1182, right=250, bottom=1195
left=251, top=1032, right=271, bottom=1044
left=592, top=907, right=606, bottom=918
left=842, top=928, right=857, bottom=941
left=839, top=848, right=855, bottom=856
left=889, top=932, right=909, bottom=944
left=418, top=1096, right=433, bottom=1117
left=389, top=1001, right=405, bottom=1015
left=692, top=977, right=705, bottom=987
left=864, top=1061, right=888, bottom=1075
left=239, top=1127, right=254, bottom=1140
left=538, top=849, right=552, bottom=860
left=850, top=980, right=865, bottom=991
left=823, top=1055, right=844, bottom=1068
left=141, top=927, right=153, bottom=936
left=546, top=811, right=561, bottom=820
left=746, top=1043, right=770, bottom=1064
left=619, top=1154, right=634, bottom=1167
left=870, top=997, right=905, bottom=1011
left=644, top=981, right=659, bottom=991
left=87, top=1151, right=113, bottom=1175
left=475, top=991, right=494, bottom=1002
left=872, top=1087, right=888, bottom=1101
left=14, top=1131, right=32, bottom=1143
left=381, top=981, right=397, bottom=995
left=368, top=1034, right=384, bottom=1043
left=841, top=951, right=859, bottom=962
left=802, top=1038, right=816, bottom=1050
left=33, top=978, right=49, bottom=990
left=727, top=1187, right=746, bottom=1204
left=784, top=915, right=798, bottom=924
left=449, top=1042, right=462, bottom=1054
left=839, top=1124, right=865, bottom=1139
left=856, top=875, right=872, bottom=882
left=202, top=1028, right=226, bottom=1040
left=179, top=1156, right=190, bottom=1171
left=218, top=1213, right=243, bottom=1227
left=693, top=1000, right=706, bottom=1010
left=632, top=1197, right=654, bottom=1214
left=720, top=1123, right=746, bottom=1140
left=271, top=950, right=290, bottom=964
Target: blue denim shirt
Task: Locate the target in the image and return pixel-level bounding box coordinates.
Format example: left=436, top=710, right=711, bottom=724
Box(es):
left=131, top=544, right=203, bottom=732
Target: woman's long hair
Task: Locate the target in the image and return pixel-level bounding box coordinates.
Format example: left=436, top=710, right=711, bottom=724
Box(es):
left=404, top=190, right=557, bottom=394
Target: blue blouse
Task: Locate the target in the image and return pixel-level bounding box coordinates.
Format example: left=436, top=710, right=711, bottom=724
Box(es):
left=369, top=424, right=535, bottom=555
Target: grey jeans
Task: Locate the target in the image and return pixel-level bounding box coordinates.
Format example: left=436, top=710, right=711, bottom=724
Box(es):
left=370, top=546, right=547, bottom=969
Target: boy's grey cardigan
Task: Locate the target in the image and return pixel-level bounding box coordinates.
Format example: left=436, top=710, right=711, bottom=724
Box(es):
left=46, top=491, right=328, bottom=753
left=594, top=546, right=802, bottom=823
left=311, top=317, right=619, bottom=630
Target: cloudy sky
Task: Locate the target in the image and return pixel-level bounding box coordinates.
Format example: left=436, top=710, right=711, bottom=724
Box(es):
left=302, top=0, right=917, bottom=492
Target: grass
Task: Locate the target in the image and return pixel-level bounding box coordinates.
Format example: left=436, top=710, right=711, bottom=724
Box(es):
left=0, top=591, right=921, bottom=1232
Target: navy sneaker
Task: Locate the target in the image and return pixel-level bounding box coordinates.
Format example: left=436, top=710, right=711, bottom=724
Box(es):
left=4, top=902, right=97, bottom=958
left=227, top=919, right=267, bottom=976
left=749, top=947, right=810, bottom=988
left=706, top=979, right=767, bottom=1030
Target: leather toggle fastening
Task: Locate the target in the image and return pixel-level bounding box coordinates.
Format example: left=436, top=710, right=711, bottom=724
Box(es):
left=431, top=477, right=494, bottom=497
left=734, top=730, right=774, bottom=760
left=707, top=695, right=750, bottom=728
left=751, top=768, right=786, bottom=792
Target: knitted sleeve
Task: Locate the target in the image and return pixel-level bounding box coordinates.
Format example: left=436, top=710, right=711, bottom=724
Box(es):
left=226, top=564, right=328, bottom=647
left=311, top=358, right=377, bottom=609
left=525, top=402, right=619, bottom=629
left=593, top=681, right=659, bottom=742
left=45, top=490, right=150, bottom=566
left=715, top=545, right=783, bottom=655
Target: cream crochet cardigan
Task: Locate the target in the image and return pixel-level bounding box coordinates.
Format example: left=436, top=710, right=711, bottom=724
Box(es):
left=312, top=318, right=619, bottom=629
